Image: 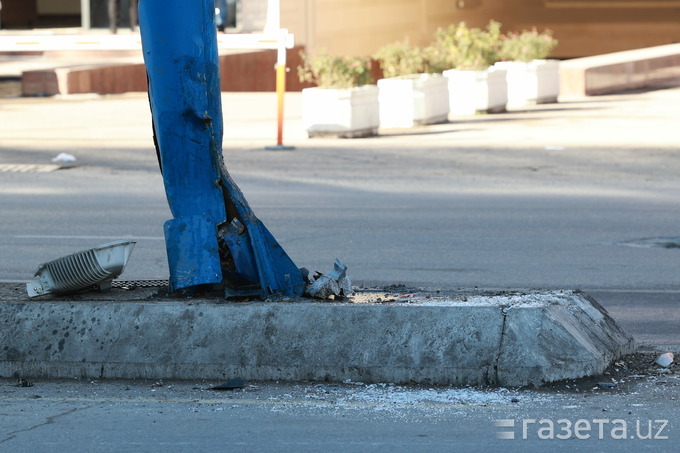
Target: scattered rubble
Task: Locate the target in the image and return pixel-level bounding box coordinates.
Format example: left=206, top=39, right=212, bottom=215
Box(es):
left=303, top=259, right=352, bottom=300
left=16, top=378, right=33, bottom=388
left=542, top=351, right=678, bottom=394
left=654, top=352, right=674, bottom=367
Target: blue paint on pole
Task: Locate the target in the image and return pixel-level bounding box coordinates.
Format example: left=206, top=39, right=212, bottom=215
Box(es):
left=138, top=0, right=304, bottom=297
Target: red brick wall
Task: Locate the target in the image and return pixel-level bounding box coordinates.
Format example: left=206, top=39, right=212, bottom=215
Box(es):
left=21, top=47, right=316, bottom=96
left=219, top=47, right=313, bottom=92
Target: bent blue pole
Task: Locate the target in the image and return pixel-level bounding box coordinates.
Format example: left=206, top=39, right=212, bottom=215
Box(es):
left=138, top=0, right=304, bottom=297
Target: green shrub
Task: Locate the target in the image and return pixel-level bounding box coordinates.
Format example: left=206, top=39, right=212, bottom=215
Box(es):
left=430, top=21, right=503, bottom=71
left=498, top=28, right=558, bottom=62
left=297, top=50, right=373, bottom=89
left=373, top=40, right=430, bottom=78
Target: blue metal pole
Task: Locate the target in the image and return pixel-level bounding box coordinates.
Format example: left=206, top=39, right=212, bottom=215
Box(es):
left=138, top=0, right=304, bottom=297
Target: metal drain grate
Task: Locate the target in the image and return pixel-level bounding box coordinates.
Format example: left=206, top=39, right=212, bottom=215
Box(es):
left=0, top=164, right=67, bottom=173
left=112, top=279, right=170, bottom=288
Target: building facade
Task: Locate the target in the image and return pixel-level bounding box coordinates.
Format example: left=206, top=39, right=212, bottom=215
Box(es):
left=2, top=0, right=680, bottom=58
left=283, top=0, right=680, bottom=58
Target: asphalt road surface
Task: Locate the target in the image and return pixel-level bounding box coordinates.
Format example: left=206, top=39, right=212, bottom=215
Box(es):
left=1, top=88, right=679, bottom=451
left=1, top=89, right=679, bottom=348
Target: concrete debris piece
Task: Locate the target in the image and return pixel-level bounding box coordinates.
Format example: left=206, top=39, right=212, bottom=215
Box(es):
left=304, top=259, right=353, bottom=299
left=338, top=276, right=352, bottom=295
left=326, top=259, right=347, bottom=281
left=306, top=276, right=340, bottom=299
left=654, top=352, right=674, bottom=367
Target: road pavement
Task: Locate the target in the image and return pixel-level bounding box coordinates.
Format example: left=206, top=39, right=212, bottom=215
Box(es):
left=1, top=87, right=679, bottom=451
left=1, top=88, right=679, bottom=347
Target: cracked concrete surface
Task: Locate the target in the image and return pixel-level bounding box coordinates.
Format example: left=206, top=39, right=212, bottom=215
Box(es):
left=0, top=284, right=633, bottom=386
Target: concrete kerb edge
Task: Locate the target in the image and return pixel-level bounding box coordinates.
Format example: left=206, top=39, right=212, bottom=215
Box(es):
left=496, top=293, right=635, bottom=387
left=0, top=288, right=634, bottom=387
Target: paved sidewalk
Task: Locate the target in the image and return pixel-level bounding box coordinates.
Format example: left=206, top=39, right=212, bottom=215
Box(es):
left=2, top=84, right=680, bottom=157
left=0, top=28, right=143, bottom=79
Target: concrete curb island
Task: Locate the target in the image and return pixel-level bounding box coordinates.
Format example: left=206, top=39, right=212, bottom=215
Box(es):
left=0, top=284, right=634, bottom=387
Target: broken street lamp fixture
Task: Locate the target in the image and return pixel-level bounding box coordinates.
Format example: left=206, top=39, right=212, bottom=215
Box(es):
left=26, top=240, right=136, bottom=297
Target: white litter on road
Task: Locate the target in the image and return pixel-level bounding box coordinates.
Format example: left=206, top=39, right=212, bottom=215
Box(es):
left=287, top=383, right=552, bottom=421
left=51, top=152, right=77, bottom=163
left=335, top=385, right=530, bottom=408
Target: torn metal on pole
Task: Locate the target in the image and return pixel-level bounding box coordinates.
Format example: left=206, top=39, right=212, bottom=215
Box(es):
left=138, top=0, right=304, bottom=298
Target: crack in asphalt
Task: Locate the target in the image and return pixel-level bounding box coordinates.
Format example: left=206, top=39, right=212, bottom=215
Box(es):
left=0, top=406, right=89, bottom=445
